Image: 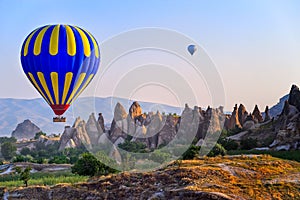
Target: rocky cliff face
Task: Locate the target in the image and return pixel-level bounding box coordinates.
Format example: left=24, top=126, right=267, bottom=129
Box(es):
left=11, top=119, right=41, bottom=140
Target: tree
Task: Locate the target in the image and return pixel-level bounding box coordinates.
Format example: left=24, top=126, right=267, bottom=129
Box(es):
left=15, top=166, right=32, bottom=187
left=1, top=142, right=16, bottom=160
left=72, top=152, right=118, bottom=176
left=34, top=131, right=46, bottom=140
left=72, top=153, right=101, bottom=176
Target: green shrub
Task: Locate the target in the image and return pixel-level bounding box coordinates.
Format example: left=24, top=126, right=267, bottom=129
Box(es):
left=34, top=131, right=46, bottom=139
left=72, top=152, right=117, bottom=177
left=12, top=155, right=32, bottom=163
left=208, top=143, right=227, bottom=157
left=48, top=155, right=69, bottom=164
left=181, top=145, right=200, bottom=160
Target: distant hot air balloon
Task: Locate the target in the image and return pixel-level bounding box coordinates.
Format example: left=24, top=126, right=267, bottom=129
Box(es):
left=20, top=24, right=100, bottom=122
left=187, top=44, right=197, bottom=55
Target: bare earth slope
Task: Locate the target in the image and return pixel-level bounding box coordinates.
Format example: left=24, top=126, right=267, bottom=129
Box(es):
left=1, top=155, right=300, bottom=200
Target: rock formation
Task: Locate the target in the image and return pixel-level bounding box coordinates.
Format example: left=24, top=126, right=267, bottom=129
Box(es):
left=264, top=106, right=271, bottom=122
left=109, top=103, right=128, bottom=143
left=227, top=104, right=242, bottom=129
left=226, top=85, right=300, bottom=151
left=129, top=101, right=142, bottom=119
left=252, top=105, right=263, bottom=123
left=269, top=100, right=300, bottom=150
left=86, top=113, right=103, bottom=146
left=243, top=113, right=255, bottom=130
left=59, top=117, right=91, bottom=151
left=145, top=111, right=163, bottom=148
left=97, top=113, right=105, bottom=132
left=156, top=114, right=178, bottom=147
left=11, top=119, right=41, bottom=140
left=238, top=104, right=248, bottom=126
left=288, top=84, right=300, bottom=111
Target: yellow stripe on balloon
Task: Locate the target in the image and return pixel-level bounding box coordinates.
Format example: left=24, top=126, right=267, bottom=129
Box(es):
left=66, top=73, right=86, bottom=104
left=85, top=31, right=99, bottom=58
left=34, top=26, right=51, bottom=55
left=50, top=72, right=59, bottom=104
left=69, top=74, right=94, bottom=105
left=65, top=25, right=76, bottom=56
left=27, top=72, right=50, bottom=105
left=61, top=72, right=73, bottom=104
left=37, top=72, right=54, bottom=105
left=74, top=27, right=91, bottom=57
left=49, top=25, right=60, bottom=55
left=23, top=29, right=39, bottom=56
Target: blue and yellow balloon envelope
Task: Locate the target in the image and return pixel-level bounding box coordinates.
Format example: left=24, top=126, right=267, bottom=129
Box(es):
left=20, top=24, right=100, bottom=121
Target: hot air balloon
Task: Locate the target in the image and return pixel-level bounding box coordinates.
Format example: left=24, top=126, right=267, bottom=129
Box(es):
left=20, top=24, right=100, bottom=122
left=187, top=44, right=197, bottom=55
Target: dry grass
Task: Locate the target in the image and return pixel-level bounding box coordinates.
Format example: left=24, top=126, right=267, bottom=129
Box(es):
left=5, top=155, right=300, bottom=199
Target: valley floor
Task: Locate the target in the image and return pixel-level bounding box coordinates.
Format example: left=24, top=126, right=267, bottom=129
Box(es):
left=1, top=155, right=300, bottom=200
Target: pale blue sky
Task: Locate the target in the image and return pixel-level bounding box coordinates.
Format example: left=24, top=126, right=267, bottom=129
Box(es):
left=0, top=0, right=300, bottom=111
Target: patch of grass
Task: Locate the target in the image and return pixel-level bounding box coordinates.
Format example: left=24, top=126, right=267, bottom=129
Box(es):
left=0, top=171, right=88, bottom=188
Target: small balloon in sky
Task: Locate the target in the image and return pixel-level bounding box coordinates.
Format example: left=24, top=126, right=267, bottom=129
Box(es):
left=20, top=24, right=100, bottom=122
left=187, top=44, right=197, bottom=55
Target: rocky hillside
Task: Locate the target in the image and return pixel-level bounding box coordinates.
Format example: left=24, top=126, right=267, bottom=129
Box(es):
left=227, top=84, right=300, bottom=151
left=11, top=120, right=41, bottom=140
left=1, top=155, right=299, bottom=200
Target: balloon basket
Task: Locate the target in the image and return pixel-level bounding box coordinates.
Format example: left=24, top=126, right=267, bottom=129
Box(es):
left=53, top=116, right=66, bottom=122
